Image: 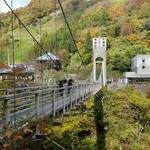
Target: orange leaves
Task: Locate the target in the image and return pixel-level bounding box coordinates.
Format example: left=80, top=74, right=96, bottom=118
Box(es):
left=121, top=20, right=134, bottom=35
left=10, top=135, right=23, bottom=143
left=1, top=133, right=23, bottom=150
left=109, top=3, right=124, bottom=18
left=0, top=61, right=10, bottom=69
left=12, top=65, right=26, bottom=73
left=123, top=21, right=133, bottom=31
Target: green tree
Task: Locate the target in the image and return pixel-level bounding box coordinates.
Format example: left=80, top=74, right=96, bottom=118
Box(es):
left=84, top=31, right=92, bottom=54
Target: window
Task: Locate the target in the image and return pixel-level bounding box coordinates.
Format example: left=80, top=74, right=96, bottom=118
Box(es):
left=142, top=66, right=145, bottom=69
left=142, top=59, right=145, bottom=62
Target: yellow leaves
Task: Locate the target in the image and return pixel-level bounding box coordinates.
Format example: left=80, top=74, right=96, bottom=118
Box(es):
left=23, top=128, right=33, bottom=134
left=2, top=143, right=9, bottom=149
left=127, top=33, right=150, bottom=45
left=89, top=27, right=101, bottom=37
left=116, top=91, right=128, bottom=100
left=108, top=2, right=124, bottom=18
left=15, top=135, right=23, bottom=140
left=61, top=124, right=72, bottom=134
left=141, top=40, right=150, bottom=45
left=3, top=130, right=12, bottom=138
left=44, top=127, right=51, bottom=134
left=127, top=33, right=141, bottom=42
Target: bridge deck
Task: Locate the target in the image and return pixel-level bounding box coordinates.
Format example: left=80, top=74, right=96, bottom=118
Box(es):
left=0, top=83, right=101, bottom=137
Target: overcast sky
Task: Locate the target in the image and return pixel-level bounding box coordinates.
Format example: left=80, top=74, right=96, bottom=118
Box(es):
left=1, top=0, right=31, bottom=13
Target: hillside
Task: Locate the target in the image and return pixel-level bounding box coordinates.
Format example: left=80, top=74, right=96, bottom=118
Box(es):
left=0, top=0, right=150, bottom=76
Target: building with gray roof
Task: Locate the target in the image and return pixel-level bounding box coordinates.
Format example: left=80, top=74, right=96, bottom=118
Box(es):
left=123, top=55, right=150, bottom=83
left=37, top=52, right=61, bottom=70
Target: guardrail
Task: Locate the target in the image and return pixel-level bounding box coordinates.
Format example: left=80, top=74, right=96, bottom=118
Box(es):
left=0, top=83, right=101, bottom=137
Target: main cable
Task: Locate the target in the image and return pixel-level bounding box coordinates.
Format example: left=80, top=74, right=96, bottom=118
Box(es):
left=3, top=0, right=53, bottom=61
left=57, top=0, right=83, bottom=64
left=19, top=21, right=22, bottom=63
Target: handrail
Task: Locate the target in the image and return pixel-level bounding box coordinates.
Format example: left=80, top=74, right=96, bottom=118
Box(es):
left=0, top=82, right=101, bottom=137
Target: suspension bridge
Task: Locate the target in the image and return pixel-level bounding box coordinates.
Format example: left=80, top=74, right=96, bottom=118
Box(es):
left=0, top=0, right=107, bottom=138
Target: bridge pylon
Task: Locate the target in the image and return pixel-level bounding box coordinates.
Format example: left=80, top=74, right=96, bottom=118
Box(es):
left=92, top=37, right=107, bottom=86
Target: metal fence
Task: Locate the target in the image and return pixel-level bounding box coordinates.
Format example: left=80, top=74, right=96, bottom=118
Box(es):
left=0, top=82, right=101, bottom=137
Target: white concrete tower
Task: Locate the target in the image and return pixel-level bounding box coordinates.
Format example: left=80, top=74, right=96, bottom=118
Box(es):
left=92, top=37, right=107, bottom=86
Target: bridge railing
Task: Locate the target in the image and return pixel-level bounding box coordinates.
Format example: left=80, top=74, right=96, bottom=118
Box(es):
left=0, top=82, right=101, bottom=137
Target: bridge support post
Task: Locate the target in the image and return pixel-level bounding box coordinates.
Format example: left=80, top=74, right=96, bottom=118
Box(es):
left=4, top=99, right=10, bottom=131
left=70, top=88, right=73, bottom=109
left=79, top=85, right=81, bottom=102
left=88, top=84, right=91, bottom=97
left=82, top=85, right=84, bottom=100
left=85, top=84, right=87, bottom=98
left=63, top=89, right=66, bottom=114
left=52, top=90, right=56, bottom=117
left=75, top=86, right=78, bottom=105
left=35, top=93, right=40, bottom=118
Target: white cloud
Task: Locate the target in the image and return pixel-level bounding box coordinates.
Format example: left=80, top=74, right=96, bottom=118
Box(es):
left=0, top=0, right=31, bottom=13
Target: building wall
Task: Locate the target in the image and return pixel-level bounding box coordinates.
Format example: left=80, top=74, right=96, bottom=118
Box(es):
left=131, top=55, right=150, bottom=74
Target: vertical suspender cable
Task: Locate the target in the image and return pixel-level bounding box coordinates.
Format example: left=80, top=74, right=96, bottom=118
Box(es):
left=3, top=0, right=53, bottom=62
left=54, top=0, right=58, bottom=83
left=39, top=0, right=44, bottom=115
left=0, top=1, right=3, bottom=89
left=55, top=0, right=57, bottom=53
left=0, top=1, right=4, bottom=88
left=11, top=0, right=16, bottom=130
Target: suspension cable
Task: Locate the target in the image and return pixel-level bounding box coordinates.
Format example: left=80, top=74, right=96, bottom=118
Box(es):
left=55, top=0, right=58, bottom=53
left=57, top=0, right=83, bottom=64
left=39, top=0, right=44, bottom=115
left=19, top=20, right=22, bottom=63
left=39, top=0, right=42, bottom=41
left=3, top=0, right=53, bottom=61
left=0, top=0, right=3, bottom=89
left=0, top=2, right=2, bottom=68
left=11, top=0, right=16, bottom=130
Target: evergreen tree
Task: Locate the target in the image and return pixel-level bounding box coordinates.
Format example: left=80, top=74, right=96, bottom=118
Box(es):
left=85, top=31, right=92, bottom=54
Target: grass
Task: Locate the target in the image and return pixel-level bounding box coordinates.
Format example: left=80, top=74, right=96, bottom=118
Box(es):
left=1, top=14, right=64, bottom=63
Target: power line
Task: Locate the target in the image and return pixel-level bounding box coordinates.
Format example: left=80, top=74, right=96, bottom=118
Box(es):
left=57, top=0, right=83, bottom=64
left=3, top=0, right=53, bottom=61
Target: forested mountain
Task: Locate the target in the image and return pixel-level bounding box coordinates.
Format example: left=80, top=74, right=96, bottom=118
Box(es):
left=0, top=0, right=150, bottom=77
